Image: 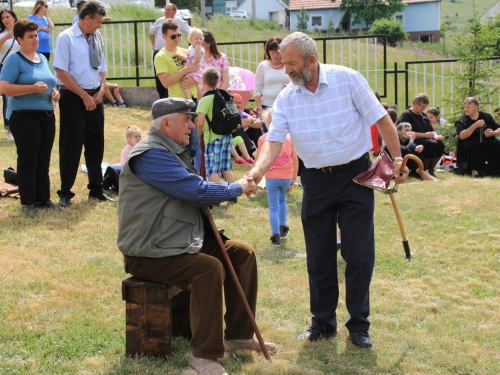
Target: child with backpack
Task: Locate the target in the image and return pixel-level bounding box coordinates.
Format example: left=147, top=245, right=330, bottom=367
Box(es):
left=196, top=67, right=237, bottom=184
left=257, top=109, right=298, bottom=246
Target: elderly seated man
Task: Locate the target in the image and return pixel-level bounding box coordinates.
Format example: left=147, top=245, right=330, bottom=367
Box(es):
left=117, top=97, right=275, bottom=375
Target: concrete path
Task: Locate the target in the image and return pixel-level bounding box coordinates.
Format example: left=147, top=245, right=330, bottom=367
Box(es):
left=481, top=0, right=500, bottom=21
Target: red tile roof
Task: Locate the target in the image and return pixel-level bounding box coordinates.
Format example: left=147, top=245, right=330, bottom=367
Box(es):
left=289, top=0, right=438, bottom=11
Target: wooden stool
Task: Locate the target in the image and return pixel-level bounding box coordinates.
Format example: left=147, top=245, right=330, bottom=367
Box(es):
left=122, top=277, right=191, bottom=360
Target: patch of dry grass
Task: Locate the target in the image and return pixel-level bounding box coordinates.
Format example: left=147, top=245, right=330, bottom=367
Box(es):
left=1, top=106, right=500, bottom=374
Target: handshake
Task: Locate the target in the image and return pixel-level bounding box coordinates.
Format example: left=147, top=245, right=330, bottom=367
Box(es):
left=236, top=167, right=262, bottom=196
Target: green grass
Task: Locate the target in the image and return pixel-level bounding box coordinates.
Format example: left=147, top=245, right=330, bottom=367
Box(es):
left=1, top=106, right=500, bottom=374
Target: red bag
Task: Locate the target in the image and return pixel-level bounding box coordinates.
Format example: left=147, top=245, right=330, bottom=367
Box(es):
left=353, top=152, right=394, bottom=191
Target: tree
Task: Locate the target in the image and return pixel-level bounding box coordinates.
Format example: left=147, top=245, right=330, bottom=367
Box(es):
left=296, top=7, right=309, bottom=33
left=446, top=19, right=500, bottom=121
left=368, top=19, right=407, bottom=47
left=339, top=0, right=405, bottom=28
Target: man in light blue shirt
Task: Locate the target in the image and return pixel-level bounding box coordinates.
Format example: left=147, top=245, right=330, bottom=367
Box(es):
left=53, top=1, right=113, bottom=207
left=248, top=32, right=408, bottom=349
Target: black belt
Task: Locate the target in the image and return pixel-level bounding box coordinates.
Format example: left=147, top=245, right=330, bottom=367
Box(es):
left=320, top=153, right=369, bottom=173
left=59, top=85, right=100, bottom=95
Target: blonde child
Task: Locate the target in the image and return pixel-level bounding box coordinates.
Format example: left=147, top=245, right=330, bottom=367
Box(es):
left=257, top=109, right=298, bottom=246
left=177, top=28, right=205, bottom=100
left=120, top=125, right=142, bottom=165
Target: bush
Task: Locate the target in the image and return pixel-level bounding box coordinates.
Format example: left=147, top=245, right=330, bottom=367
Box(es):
left=369, top=19, right=407, bottom=47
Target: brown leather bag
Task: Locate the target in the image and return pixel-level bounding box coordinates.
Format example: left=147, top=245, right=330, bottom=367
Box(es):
left=353, top=152, right=394, bottom=191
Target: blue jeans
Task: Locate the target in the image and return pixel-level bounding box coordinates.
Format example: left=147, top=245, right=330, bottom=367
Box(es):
left=266, top=178, right=292, bottom=235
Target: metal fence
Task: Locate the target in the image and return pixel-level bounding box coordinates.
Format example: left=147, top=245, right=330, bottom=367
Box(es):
left=52, top=20, right=500, bottom=116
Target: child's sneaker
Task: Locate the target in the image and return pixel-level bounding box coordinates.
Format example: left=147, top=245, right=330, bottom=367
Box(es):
left=270, top=234, right=281, bottom=246
left=245, top=158, right=255, bottom=165
left=112, top=102, right=121, bottom=107
left=279, top=225, right=289, bottom=239
left=235, top=158, right=250, bottom=165
left=120, top=102, right=129, bottom=108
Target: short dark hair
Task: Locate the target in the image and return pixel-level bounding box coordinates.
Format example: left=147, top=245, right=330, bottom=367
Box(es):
left=264, top=37, right=282, bottom=60
left=162, top=18, right=179, bottom=35
left=166, top=3, right=177, bottom=11
left=203, top=67, right=220, bottom=89
left=76, top=0, right=87, bottom=12
left=413, top=93, right=429, bottom=106
left=426, top=106, right=440, bottom=117
left=14, top=19, right=38, bottom=41
left=0, top=9, right=18, bottom=33
left=387, top=108, right=398, bottom=124
left=79, top=1, right=106, bottom=20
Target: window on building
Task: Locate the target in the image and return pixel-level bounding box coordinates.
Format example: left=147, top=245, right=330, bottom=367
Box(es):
left=311, top=16, right=322, bottom=27
left=395, top=14, right=404, bottom=26
left=226, top=1, right=237, bottom=14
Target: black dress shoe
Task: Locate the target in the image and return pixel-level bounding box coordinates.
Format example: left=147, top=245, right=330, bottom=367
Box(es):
left=349, top=331, right=373, bottom=348
left=59, top=196, right=72, bottom=208
left=36, top=200, right=62, bottom=211
left=88, top=192, right=116, bottom=202
left=298, top=324, right=337, bottom=342
left=23, top=205, right=38, bottom=217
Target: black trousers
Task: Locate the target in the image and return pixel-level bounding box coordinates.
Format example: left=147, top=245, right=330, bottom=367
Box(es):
left=301, top=153, right=374, bottom=333
left=58, top=89, right=105, bottom=198
left=153, top=50, right=169, bottom=99
left=2, top=94, right=9, bottom=130
left=9, top=110, right=55, bottom=205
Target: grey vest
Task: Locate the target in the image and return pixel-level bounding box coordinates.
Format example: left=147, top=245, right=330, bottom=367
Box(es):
left=117, top=127, right=204, bottom=258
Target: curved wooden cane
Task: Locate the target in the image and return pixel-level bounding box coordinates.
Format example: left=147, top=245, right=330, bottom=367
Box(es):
left=389, top=154, right=424, bottom=260
left=201, top=206, right=272, bottom=361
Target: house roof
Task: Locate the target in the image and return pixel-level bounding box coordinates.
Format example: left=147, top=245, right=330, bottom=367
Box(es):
left=239, top=0, right=289, bottom=9
left=289, top=0, right=439, bottom=11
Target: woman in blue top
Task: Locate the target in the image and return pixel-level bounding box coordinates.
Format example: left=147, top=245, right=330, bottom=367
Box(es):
left=0, top=19, right=60, bottom=217
left=27, top=0, right=54, bottom=62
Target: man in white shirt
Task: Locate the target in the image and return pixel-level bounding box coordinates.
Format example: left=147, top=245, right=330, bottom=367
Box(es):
left=150, top=2, right=191, bottom=98
left=247, top=32, right=409, bottom=349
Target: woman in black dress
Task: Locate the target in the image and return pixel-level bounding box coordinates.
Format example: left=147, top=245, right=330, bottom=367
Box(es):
left=397, top=93, right=445, bottom=175
left=455, top=97, right=500, bottom=178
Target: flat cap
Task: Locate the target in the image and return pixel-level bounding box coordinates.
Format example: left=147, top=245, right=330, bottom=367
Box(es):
left=152, top=98, right=195, bottom=119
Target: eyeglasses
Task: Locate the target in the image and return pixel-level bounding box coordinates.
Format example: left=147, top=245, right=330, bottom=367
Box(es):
left=43, top=4, right=49, bottom=7
left=169, top=33, right=182, bottom=40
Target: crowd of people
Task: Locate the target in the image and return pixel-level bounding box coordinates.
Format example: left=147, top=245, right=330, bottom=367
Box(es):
left=2, top=2, right=500, bottom=373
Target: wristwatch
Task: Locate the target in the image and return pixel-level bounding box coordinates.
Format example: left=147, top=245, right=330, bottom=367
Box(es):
left=393, top=157, right=403, bottom=161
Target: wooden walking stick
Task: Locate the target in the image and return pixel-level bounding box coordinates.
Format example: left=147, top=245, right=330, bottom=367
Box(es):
left=385, top=154, right=424, bottom=260
left=201, top=206, right=272, bottom=361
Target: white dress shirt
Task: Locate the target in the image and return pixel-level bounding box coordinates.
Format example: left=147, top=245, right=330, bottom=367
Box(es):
left=150, top=15, right=191, bottom=51
left=267, top=64, right=387, bottom=169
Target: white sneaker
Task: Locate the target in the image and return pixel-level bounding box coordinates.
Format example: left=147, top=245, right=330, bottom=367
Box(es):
left=7, top=133, right=14, bottom=141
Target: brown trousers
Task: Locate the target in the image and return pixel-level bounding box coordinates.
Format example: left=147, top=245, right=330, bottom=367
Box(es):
left=124, top=237, right=258, bottom=359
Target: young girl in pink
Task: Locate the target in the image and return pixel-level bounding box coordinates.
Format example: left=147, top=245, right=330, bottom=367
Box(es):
left=178, top=28, right=204, bottom=100
left=257, top=109, right=298, bottom=246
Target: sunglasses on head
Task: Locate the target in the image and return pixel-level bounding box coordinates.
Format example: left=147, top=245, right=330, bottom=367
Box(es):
left=170, top=33, right=182, bottom=40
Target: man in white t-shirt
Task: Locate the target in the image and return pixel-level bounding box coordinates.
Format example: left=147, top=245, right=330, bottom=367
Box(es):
left=150, top=3, right=191, bottom=98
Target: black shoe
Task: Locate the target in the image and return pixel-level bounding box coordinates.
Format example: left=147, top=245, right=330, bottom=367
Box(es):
left=270, top=234, right=281, bottom=246
left=23, top=205, right=37, bottom=218
left=88, top=192, right=116, bottom=202
left=279, top=225, right=289, bottom=239
left=59, top=196, right=72, bottom=208
left=298, top=324, right=337, bottom=342
left=36, top=200, right=62, bottom=211
left=349, top=331, right=373, bottom=348
left=428, top=168, right=436, bottom=177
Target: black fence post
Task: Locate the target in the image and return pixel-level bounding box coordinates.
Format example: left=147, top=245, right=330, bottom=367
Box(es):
left=134, top=21, right=139, bottom=87
left=394, top=62, right=398, bottom=106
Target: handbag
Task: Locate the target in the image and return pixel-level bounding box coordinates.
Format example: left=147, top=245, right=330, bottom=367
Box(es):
left=4, top=166, right=18, bottom=186
left=0, top=38, right=15, bottom=73
left=352, top=152, right=394, bottom=191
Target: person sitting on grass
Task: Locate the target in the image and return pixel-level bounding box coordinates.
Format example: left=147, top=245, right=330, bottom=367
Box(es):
left=120, top=125, right=141, bottom=165
left=104, top=82, right=128, bottom=108
left=257, top=109, right=298, bottom=246
left=385, top=122, right=437, bottom=182
left=232, top=93, right=262, bottom=150
left=196, top=67, right=236, bottom=186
